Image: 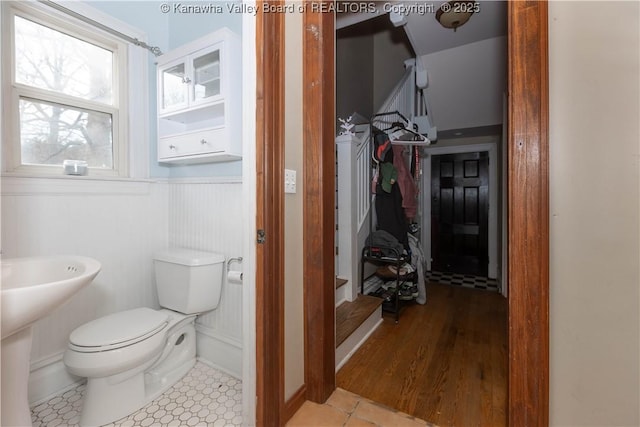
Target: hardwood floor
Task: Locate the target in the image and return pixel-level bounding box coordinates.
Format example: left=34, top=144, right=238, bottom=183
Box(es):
left=336, top=282, right=507, bottom=426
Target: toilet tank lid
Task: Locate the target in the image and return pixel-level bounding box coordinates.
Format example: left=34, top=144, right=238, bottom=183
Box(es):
left=153, top=248, right=225, bottom=266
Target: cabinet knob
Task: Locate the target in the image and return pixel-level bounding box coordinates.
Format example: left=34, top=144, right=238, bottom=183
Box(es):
left=200, top=139, right=208, bottom=145
left=169, top=145, right=176, bottom=150
left=182, top=76, right=191, bottom=84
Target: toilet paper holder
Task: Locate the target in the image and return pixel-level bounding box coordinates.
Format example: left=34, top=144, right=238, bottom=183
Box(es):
left=227, top=257, right=243, bottom=268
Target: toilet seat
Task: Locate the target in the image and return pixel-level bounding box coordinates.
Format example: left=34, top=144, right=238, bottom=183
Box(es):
left=69, top=308, right=169, bottom=353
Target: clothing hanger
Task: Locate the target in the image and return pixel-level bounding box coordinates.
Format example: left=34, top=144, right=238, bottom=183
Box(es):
left=370, top=111, right=431, bottom=146
left=382, top=121, right=405, bottom=132
left=388, top=123, right=429, bottom=145
left=389, top=124, right=424, bottom=141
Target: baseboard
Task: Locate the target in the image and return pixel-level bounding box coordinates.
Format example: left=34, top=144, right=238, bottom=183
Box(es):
left=335, top=280, right=347, bottom=306
left=28, top=352, right=83, bottom=406
left=335, top=308, right=383, bottom=372
left=283, top=385, right=306, bottom=423
left=195, top=325, right=242, bottom=380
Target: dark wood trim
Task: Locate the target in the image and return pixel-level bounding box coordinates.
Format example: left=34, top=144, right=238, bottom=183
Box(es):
left=283, top=385, right=307, bottom=424
left=507, top=1, right=550, bottom=425
left=255, top=3, right=286, bottom=426
left=302, top=3, right=337, bottom=404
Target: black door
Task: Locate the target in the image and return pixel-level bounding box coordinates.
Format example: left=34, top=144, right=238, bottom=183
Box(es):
left=431, top=152, right=489, bottom=276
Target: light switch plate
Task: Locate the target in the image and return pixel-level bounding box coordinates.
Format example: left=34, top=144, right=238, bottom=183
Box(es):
left=284, top=169, right=296, bottom=194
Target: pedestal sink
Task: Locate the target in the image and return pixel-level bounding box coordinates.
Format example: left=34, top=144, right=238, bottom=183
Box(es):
left=1, top=255, right=101, bottom=427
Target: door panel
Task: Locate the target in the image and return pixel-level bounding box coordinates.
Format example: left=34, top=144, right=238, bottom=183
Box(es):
left=432, top=152, right=489, bottom=276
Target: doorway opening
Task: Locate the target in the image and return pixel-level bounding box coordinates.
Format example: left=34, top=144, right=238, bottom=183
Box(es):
left=430, top=151, right=490, bottom=277
left=422, top=136, right=504, bottom=294
left=332, top=6, right=508, bottom=424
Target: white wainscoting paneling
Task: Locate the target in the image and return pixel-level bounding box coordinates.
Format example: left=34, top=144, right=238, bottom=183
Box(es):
left=2, top=177, right=244, bottom=401
left=167, top=179, right=243, bottom=374
left=1, top=177, right=169, bottom=403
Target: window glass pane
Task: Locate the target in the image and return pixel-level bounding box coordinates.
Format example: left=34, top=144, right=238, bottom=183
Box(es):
left=15, top=16, right=113, bottom=104
left=19, top=98, right=113, bottom=168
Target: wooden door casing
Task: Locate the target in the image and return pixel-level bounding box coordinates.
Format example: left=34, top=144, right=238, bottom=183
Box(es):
left=255, top=4, right=286, bottom=426
left=507, top=2, right=549, bottom=424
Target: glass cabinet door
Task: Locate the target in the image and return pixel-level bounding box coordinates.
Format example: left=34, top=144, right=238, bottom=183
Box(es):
left=191, top=47, right=221, bottom=103
left=161, top=62, right=187, bottom=111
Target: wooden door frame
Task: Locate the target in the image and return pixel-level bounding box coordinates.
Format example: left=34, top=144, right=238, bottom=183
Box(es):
left=255, top=4, right=286, bottom=426
left=256, top=1, right=549, bottom=425
left=302, top=6, right=337, bottom=405
left=506, top=2, right=549, bottom=424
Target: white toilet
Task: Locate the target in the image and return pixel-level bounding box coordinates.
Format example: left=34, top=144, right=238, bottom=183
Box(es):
left=63, top=248, right=225, bottom=427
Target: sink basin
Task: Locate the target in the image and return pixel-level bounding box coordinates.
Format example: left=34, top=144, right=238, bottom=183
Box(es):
left=1, top=255, right=101, bottom=340
left=1, top=255, right=101, bottom=427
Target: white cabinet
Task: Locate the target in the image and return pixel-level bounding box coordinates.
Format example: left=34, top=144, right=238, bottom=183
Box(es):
left=157, top=28, right=241, bottom=164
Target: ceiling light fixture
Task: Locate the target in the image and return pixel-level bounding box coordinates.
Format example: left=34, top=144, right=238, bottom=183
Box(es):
left=435, top=1, right=477, bottom=32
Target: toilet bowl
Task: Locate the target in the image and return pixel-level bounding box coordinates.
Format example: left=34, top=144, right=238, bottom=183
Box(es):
left=63, top=248, right=225, bottom=426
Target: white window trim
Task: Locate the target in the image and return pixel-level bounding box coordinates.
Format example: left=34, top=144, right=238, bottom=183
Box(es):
left=1, top=0, right=149, bottom=180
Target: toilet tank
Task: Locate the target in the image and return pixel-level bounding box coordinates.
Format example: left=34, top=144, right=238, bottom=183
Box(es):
left=153, top=248, right=225, bottom=314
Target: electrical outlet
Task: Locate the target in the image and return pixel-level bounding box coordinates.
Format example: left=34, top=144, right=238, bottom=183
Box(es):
left=284, top=169, right=296, bottom=194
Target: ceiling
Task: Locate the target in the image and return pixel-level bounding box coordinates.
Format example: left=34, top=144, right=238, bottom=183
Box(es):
left=404, top=1, right=507, bottom=56
left=337, top=1, right=507, bottom=56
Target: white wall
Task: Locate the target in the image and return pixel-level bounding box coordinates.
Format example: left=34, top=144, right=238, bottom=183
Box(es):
left=283, top=10, right=305, bottom=402
left=548, top=1, right=640, bottom=425
left=336, top=33, right=374, bottom=121
left=418, top=36, right=506, bottom=131
left=372, top=28, right=414, bottom=111
left=336, top=20, right=413, bottom=122
left=240, top=8, right=257, bottom=425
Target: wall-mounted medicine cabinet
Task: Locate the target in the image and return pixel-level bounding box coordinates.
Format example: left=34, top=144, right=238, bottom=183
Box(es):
left=156, top=28, right=241, bottom=164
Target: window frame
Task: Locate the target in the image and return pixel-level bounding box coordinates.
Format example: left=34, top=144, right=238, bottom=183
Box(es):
left=1, top=1, right=130, bottom=178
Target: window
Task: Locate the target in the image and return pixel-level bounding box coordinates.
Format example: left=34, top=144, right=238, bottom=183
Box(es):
left=2, top=2, right=129, bottom=176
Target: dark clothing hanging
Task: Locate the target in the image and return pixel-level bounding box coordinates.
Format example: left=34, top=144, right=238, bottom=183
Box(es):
left=392, top=145, right=418, bottom=220
left=375, top=182, right=409, bottom=250
left=373, top=127, right=393, bottom=163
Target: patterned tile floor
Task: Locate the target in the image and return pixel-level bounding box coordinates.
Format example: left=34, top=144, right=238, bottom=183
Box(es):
left=31, top=361, right=242, bottom=427
left=427, top=270, right=499, bottom=291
